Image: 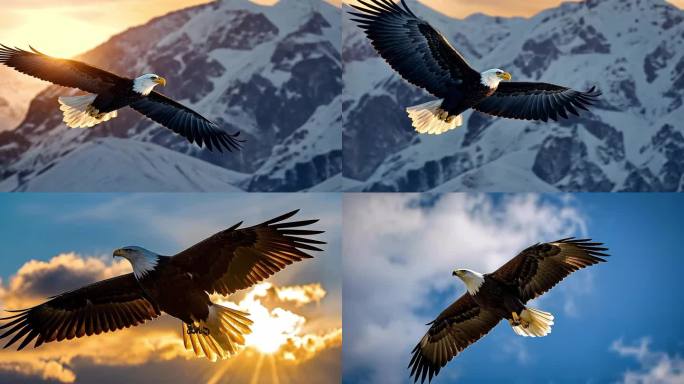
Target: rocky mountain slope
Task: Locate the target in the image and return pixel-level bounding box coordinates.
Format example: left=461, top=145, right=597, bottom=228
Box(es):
left=342, top=0, right=684, bottom=191
left=0, top=0, right=341, bottom=192
left=0, top=67, right=46, bottom=132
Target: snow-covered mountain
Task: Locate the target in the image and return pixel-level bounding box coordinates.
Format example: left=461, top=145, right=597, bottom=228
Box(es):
left=342, top=0, right=684, bottom=192
left=0, top=0, right=341, bottom=192
left=0, top=67, right=46, bottom=132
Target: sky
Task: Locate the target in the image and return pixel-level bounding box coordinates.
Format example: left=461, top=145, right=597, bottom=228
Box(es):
left=0, top=193, right=342, bottom=384
left=2, top=0, right=681, bottom=58
left=343, top=193, right=684, bottom=383
left=342, top=0, right=683, bottom=18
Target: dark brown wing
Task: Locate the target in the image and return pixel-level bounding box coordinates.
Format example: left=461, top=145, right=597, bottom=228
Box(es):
left=129, top=91, right=243, bottom=153
left=409, top=294, right=501, bottom=383
left=0, top=45, right=125, bottom=93
left=170, top=210, right=325, bottom=295
left=491, top=238, right=609, bottom=302
left=349, top=0, right=480, bottom=98
left=474, top=82, right=601, bottom=122
left=0, top=273, right=160, bottom=350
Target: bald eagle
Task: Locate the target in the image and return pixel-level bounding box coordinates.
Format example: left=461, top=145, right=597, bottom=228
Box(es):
left=0, top=45, right=242, bottom=152
left=409, top=238, right=609, bottom=383
left=0, top=210, right=324, bottom=361
left=350, top=0, right=601, bottom=135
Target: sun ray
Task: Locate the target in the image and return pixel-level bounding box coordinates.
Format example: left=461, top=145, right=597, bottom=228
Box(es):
left=269, top=354, right=280, bottom=384
left=206, top=357, right=236, bottom=384
left=249, top=353, right=265, bottom=384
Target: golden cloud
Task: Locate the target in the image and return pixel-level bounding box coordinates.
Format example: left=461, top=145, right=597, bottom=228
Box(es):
left=0, top=253, right=341, bottom=383
left=275, top=283, right=327, bottom=306
left=0, top=360, right=76, bottom=383
left=3, top=252, right=130, bottom=309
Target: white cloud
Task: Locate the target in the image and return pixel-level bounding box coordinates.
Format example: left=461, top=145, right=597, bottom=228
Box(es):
left=343, top=193, right=588, bottom=383
left=611, top=338, right=684, bottom=384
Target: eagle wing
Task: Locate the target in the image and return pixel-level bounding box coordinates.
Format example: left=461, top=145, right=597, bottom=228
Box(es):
left=129, top=91, right=243, bottom=153
left=409, top=293, right=501, bottom=383
left=0, top=45, right=124, bottom=93
left=0, top=273, right=160, bottom=350
left=474, top=82, right=602, bottom=122
left=491, top=238, right=609, bottom=302
left=349, top=0, right=480, bottom=98
left=170, top=210, right=324, bottom=295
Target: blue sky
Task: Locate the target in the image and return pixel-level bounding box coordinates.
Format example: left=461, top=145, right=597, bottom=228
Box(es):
left=0, top=193, right=341, bottom=287
left=343, top=193, right=684, bottom=383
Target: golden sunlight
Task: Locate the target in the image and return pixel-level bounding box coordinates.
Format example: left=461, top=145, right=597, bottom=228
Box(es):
left=218, top=282, right=318, bottom=355
left=0, top=0, right=211, bottom=58
left=206, top=282, right=341, bottom=384
left=342, top=0, right=683, bottom=18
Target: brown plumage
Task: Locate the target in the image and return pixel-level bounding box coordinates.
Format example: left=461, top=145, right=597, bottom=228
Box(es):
left=0, top=274, right=159, bottom=351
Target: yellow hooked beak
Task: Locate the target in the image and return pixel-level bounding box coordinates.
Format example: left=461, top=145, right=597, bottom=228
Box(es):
left=498, top=71, right=512, bottom=81
left=113, top=249, right=125, bottom=258
left=154, top=77, right=167, bottom=86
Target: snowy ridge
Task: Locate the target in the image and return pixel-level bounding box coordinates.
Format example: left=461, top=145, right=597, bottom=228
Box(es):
left=0, top=0, right=341, bottom=192
left=342, top=0, right=684, bottom=192
left=0, top=138, right=247, bottom=192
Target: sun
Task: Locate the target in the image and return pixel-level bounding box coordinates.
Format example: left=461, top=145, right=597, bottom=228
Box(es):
left=218, top=283, right=306, bottom=355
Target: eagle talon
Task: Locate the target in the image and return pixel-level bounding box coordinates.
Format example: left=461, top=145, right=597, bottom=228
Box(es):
left=510, top=312, right=521, bottom=326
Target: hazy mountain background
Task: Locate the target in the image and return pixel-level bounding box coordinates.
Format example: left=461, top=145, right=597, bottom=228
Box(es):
left=0, top=0, right=341, bottom=192
left=343, top=0, right=684, bottom=192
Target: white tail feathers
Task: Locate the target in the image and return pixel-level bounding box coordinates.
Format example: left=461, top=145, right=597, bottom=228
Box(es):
left=406, top=99, right=463, bottom=135
left=511, top=308, right=554, bottom=337
left=58, top=94, right=117, bottom=128
left=182, top=304, right=253, bottom=361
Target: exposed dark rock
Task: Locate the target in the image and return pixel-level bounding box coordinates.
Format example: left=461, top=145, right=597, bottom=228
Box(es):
left=343, top=94, right=414, bottom=181
left=0, top=131, right=30, bottom=173
left=532, top=134, right=588, bottom=184
left=247, top=149, right=341, bottom=191
left=620, top=167, right=663, bottom=191
left=558, top=160, right=614, bottom=191
left=462, top=112, right=494, bottom=148
left=643, top=41, right=675, bottom=83
left=366, top=152, right=473, bottom=192
left=513, top=38, right=561, bottom=78
left=206, top=11, right=278, bottom=51
left=570, top=25, right=610, bottom=54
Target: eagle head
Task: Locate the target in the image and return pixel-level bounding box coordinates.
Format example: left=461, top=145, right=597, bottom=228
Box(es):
left=113, top=246, right=159, bottom=279
left=452, top=269, right=485, bottom=295
left=480, top=68, right=511, bottom=89
left=132, top=73, right=167, bottom=96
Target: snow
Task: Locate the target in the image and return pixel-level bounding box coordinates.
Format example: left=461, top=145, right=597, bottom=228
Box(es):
left=1, top=138, right=247, bottom=192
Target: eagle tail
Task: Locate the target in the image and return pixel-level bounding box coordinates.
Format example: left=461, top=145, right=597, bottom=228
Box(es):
left=406, top=99, right=462, bottom=135
left=58, top=94, right=117, bottom=128
left=511, top=307, right=554, bottom=337
left=182, top=304, right=253, bottom=361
